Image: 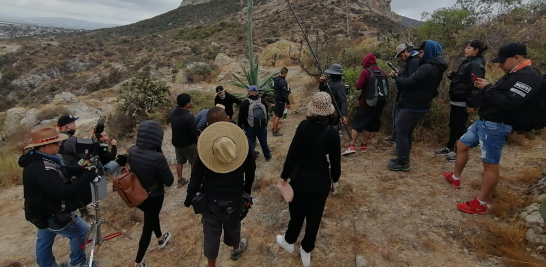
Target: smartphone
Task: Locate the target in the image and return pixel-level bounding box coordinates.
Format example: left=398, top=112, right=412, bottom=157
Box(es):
left=471, top=73, right=479, bottom=81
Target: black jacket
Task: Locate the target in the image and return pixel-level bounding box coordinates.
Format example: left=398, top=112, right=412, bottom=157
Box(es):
left=281, top=120, right=341, bottom=193
left=448, top=56, right=485, bottom=106
left=128, top=121, right=174, bottom=197
left=319, top=79, right=348, bottom=117
left=396, top=55, right=421, bottom=100
left=20, top=151, right=95, bottom=227
left=238, top=96, right=269, bottom=130
left=169, top=108, right=198, bottom=147
left=96, top=142, right=117, bottom=166
left=273, top=76, right=291, bottom=104
left=478, top=65, right=543, bottom=126
left=186, top=141, right=256, bottom=201
left=214, top=92, right=242, bottom=118
left=395, top=56, right=449, bottom=110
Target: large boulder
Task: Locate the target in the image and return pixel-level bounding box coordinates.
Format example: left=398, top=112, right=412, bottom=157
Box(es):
left=20, top=108, right=39, bottom=128
left=259, top=40, right=300, bottom=67
left=2, top=107, right=27, bottom=134
left=214, top=53, right=236, bottom=68
left=52, top=92, right=78, bottom=104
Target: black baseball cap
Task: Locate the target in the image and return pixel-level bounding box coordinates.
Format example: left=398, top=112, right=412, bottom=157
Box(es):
left=491, top=42, right=527, bottom=63
left=215, top=86, right=224, bottom=93
left=57, top=115, right=79, bottom=127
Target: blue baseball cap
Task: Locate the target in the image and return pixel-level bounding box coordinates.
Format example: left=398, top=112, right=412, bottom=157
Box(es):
left=248, top=85, right=258, bottom=92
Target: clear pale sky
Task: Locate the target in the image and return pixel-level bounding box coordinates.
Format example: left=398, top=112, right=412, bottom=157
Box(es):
left=0, top=0, right=457, bottom=25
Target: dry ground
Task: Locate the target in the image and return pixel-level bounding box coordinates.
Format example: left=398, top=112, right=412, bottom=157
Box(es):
left=1, top=66, right=545, bottom=267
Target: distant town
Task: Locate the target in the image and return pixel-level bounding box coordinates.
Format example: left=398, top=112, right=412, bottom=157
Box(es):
left=0, top=21, right=84, bottom=39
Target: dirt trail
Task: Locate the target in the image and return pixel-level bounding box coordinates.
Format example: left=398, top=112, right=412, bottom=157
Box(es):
left=1, top=65, right=545, bottom=267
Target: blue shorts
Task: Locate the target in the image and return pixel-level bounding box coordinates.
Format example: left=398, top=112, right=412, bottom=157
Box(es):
left=459, top=120, right=512, bottom=164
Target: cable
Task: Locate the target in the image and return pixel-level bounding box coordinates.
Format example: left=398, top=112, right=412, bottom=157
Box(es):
left=285, top=0, right=352, bottom=139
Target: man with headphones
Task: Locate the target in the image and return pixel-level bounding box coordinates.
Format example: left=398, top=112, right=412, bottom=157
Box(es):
left=386, top=43, right=421, bottom=154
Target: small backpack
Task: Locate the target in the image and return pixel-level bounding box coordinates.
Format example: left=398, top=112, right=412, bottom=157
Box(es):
left=363, top=67, right=390, bottom=107
left=247, top=98, right=268, bottom=129
left=512, top=72, right=546, bottom=133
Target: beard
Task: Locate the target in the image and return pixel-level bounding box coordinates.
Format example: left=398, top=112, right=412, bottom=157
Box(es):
left=219, top=94, right=226, bottom=100
left=66, top=130, right=76, bottom=136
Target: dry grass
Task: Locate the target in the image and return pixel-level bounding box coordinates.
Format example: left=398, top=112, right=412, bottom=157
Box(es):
left=36, top=105, right=70, bottom=122
left=0, top=149, right=20, bottom=188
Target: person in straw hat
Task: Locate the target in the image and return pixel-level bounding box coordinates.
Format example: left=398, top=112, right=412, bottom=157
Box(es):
left=19, top=127, right=98, bottom=267
left=276, top=92, right=341, bottom=267
left=184, top=121, right=256, bottom=267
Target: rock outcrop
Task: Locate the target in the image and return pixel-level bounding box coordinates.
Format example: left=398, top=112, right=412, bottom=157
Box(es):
left=52, top=92, right=79, bottom=104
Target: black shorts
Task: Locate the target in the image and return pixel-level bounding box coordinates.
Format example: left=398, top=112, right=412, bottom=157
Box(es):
left=274, top=101, right=286, bottom=117
left=352, top=106, right=383, bottom=132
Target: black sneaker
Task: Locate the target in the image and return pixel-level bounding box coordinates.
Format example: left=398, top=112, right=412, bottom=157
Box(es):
left=384, top=136, right=395, bottom=143
left=386, top=149, right=398, bottom=156
left=158, top=232, right=171, bottom=248
left=273, top=131, right=283, bottom=137
left=177, top=179, right=188, bottom=188
left=266, top=156, right=272, bottom=162
left=446, top=151, right=457, bottom=162
left=230, top=238, right=248, bottom=260
left=435, top=147, right=452, bottom=155
left=387, top=159, right=411, bottom=171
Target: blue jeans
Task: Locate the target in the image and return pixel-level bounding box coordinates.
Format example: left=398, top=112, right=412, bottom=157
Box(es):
left=104, top=161, right=122, bottom=177
left=245, top=127, right=271, bottom=159
left=459, top=120, right=512, bottom=164
left=36, top=214, right=89, bottom=267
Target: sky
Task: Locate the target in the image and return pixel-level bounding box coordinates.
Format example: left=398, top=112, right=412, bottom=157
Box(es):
left=0, top=0, right=458, bottom=25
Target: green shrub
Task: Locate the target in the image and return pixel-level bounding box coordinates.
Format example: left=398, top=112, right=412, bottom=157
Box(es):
left=107, top=76, right=174, bottom=139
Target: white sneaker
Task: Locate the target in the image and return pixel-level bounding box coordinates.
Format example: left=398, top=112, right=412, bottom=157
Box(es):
left=276, top=235, right=294, bottom=253
left=300, top=246, right=310, bottom=267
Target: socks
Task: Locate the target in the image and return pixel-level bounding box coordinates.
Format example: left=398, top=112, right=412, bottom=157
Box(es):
left=451, top=174, right=460, bottom=180
left=477, top=198, right=487, bottom=205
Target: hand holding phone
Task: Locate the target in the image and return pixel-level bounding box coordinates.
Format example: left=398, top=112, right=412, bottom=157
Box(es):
left=471, top=73, right=479, bottom=81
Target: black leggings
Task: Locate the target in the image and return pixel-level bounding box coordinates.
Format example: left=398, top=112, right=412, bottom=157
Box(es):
left=446, top=105, right=469, bottom=150
left=135, top=195, right=164, bottom=263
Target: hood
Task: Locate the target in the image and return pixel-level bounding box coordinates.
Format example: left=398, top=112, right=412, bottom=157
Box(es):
left=18, top=152, right=43, bottom=168
left=422, top=40, right=442, bottom=60
left=361, top=53, right=377, bottom=69
left=136, top=120, right=164, bottom=151
left=425, top=56, right=449, bottom=72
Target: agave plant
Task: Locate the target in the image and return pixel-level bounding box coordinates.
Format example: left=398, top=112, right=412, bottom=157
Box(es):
left=230, top=0, right=276, bottom=101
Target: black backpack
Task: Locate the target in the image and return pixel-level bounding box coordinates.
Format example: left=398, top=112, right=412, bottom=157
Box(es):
left=363, top=67, right=389, bottom=107
left=512, top=72, right=546, bottom=133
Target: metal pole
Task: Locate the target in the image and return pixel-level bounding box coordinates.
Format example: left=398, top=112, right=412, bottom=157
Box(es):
left=286, top=0, right=352, bottom=139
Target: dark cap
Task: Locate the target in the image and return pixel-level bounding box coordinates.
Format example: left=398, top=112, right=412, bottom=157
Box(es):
left=177, top=93, right=191, bottom=107
left=57, top=115, right=79, bottom=127
left=215, top=86, right=224, bottom=93
left=491, top=42, right=527, bottom=63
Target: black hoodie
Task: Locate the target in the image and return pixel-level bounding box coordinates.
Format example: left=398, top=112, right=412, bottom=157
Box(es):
left=128, top=120, right=174, bottom=197
left=395, top=56, right=449, bottom=110
left=19, top=152, right=95, bottom=227
left=169, top=108, right=198, bottom=147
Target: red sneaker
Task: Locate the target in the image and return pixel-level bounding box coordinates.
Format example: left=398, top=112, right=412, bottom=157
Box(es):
left=443, top=172, right=461, bottom=189
left=457, top=198, right=487, bottom=215
left=342, top=145, right=356, bottom=156
left=361, top=144, right=368, bottom=152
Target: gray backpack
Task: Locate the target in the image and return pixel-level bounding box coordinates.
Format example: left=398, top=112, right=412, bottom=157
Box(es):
left=247, top=98, right=267, bottom=128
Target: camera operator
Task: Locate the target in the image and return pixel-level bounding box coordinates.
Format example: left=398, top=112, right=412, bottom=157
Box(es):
left=93, top=126, right=126, bottom=177
left=20, top=127, right=97, bottom=267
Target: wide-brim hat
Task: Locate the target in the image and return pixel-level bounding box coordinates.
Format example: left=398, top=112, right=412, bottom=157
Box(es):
left=25, top=127, right=68, bottom=149
left=307, top=92, right=335, bottom=116
left=197, top=121, right=249, bottom=174
left=324, top=63, right=344, bottom=75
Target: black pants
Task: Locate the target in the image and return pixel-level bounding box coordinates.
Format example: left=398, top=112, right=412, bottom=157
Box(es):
left=202, top=203, right=241, bottom=259
left=135, top=195, right=164, bottom=263
left=395, top=109, right=426, bottom=161
left=446, top=105, right=469, bottom=150
left=284, top=178, right=329, bottom=253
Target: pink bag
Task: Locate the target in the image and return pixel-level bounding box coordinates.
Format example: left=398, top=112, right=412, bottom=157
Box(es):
left=277, top=181, right=294, bottom=203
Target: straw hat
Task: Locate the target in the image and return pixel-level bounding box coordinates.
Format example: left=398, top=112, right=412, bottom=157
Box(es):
left=25, top=127, right=68, bottom=149
left=197, top=121, right=249, bottom=174
left=307, top=92, right=335, bottom=116
left=215, top=104, right=226, bottom=109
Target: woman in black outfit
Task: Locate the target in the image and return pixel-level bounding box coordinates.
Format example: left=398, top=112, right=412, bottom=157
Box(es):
left=128, top=121, right=175, bottom=267
left=276, top=92, right=341, bottom=267
left=436, top=40, right=487, bottom=161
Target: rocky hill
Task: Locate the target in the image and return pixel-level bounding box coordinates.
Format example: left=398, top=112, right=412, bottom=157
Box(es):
left=0, top=0, right=404, bottom=113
